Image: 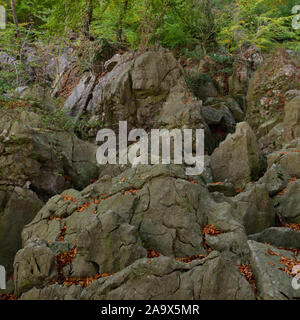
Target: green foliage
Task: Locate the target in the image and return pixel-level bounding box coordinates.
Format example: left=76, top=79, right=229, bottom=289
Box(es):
left=218, top=0, right=300, bottom=51
left=0, top=0, right=299, bottom=75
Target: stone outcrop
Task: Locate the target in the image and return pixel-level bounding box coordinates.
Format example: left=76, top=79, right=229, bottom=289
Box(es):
left=210, top=122, right=265, bottom=189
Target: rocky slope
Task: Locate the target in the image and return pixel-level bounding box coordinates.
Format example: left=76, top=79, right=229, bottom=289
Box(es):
left=0, top=44, right=300, bottom=300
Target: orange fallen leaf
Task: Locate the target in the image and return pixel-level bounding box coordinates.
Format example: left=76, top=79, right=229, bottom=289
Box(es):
left=267, top=248, right=279, bottom=256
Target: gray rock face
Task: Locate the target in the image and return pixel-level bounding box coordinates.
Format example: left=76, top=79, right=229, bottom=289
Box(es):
left=21, top=166, right=208, bottom=263
left=81, top=254, right=255, bottom=300
left=20, top=284, right=82, bottom=300
left=86, top=47, right=182, bottom=129
left=207, top=181, right=236, bottom=197
left=0, top=108, right=99, bottom=198
left=0, top=106, right=99, bottom=276
left=17, top=85, right=58, bottom=112
left=63, top=73, right=97, bottom=121
left=274, top=179, right=300, bottom=223
left=14, top=243, right=58, bottom=296
left=211, top=122, right=265, bottom=189
left=248, top=240, right=300, bottom=300
left=13, top=164, right=257, bottom=297
left=267, top=140, right=300, bottom=178
left=63, top=47, right=213, bottom=151
left=232, top=183, right=275, bottom=235
left=0, top=188, right=44, bottom=274
left=201, top=104, right=235, bottom=131
left=249, top=227, right=300, bottom=249
left=21, top=253, right=254, bottom=300
left=259, top=122, right=285, bottom=156
left=258, top=164, right=291, bottom=196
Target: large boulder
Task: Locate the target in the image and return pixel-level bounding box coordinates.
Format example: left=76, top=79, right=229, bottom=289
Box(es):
left=0, top=188, right=43, bottom=274
left=0, top=106, right=99, bottom=275
left=247, top=49, right=300, bottom=130
left=273, top=179, right=300, bottom=224
left=14, top=164, right=255, bottom=297
left=210, top=122, right=265, bottom=189
left=267, top=139, right=300, bottom=178
left=14, top=239, right=58, bottom=296
left=63, top=47, right=213, bottom=151
left=72, top=47, right=182, bottom=129
left=249, top=227, right=300, bottom=250
left=248, top=240, right=300, bottom=300
left=258, top=164, right=291, bottom=196
left=20, top=253, right=255, bottom=300
left=232, top=183, right=275, bottom=235
left=0, top=107, right=99, bottom=198
left=81, top=253, right=255, bottom=300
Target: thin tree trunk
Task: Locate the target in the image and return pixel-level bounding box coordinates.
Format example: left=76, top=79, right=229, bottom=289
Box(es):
left=117, top=0, right=129, bottom=43
left=83, top=0, right=93, bottom=38
left=11, top=0, right=19, bottom=38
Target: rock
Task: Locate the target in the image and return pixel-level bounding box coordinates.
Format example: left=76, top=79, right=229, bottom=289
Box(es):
left=259, top=123, right=285, bottom=155
left=207, top=181, right=236, bottom=197
left=158, top=81, right=215, bottom=153
left=285, top=89, right=300, bottom=101
left=0, top=105, right=99, bottom=274
left=14, top=164, right=254, bottom=292
left=20, top=284, right=82, bottom=300
left=18, top=253, right=254, bottom=300
left=21, top=166, right=209, bottom=264
left=47, top=49, right=73, bottom=83
left=257, top=118, right=281, bottom=139
left=248, top=240, right=300, bottom=300
left=223, top=96, right=245, bottom=122
left=199, top=155, right=214, bottom=184
left=274, top=179, right=300, bottom=223
left=64, top=47, right=212, bottom=151
left=249, top=227, right=300, bottom=250
left=267, top=141, right=300, bottom=178
left=229, top=43, right=263, bottom=97
left=201, top=96, right=244, bottom=146
left=232, top=183, right=275, bottom=235
left=18, top=85, right=57, bottom=111
left=0, top=188, right=44, bottom=274
left=211, top=122, right=265, bottom=189
left=201, top=104, right=235, bottom=132
left=283, top=96, right=300, bottom=142
left=247, top=49, right=300, bottom=130
left=0, top=107, right=99, bottom=199
left=14, top=243, right=58, bottom=296
left=63, top=72, right=97, bottom=121
left=87, top=47, right=182, bottom=130
left=80, top=254, right=255, bottom=300
left=205, top=231, right=250, bottom=265
left=259, top=164, right=291, bottom=196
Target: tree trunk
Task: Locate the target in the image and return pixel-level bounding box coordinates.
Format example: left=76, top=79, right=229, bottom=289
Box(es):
left=83, top=0, right=93, bottom=38
left=117, top=0, right=129, bottom=43
left=10, top=0, right=19, bottom=38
